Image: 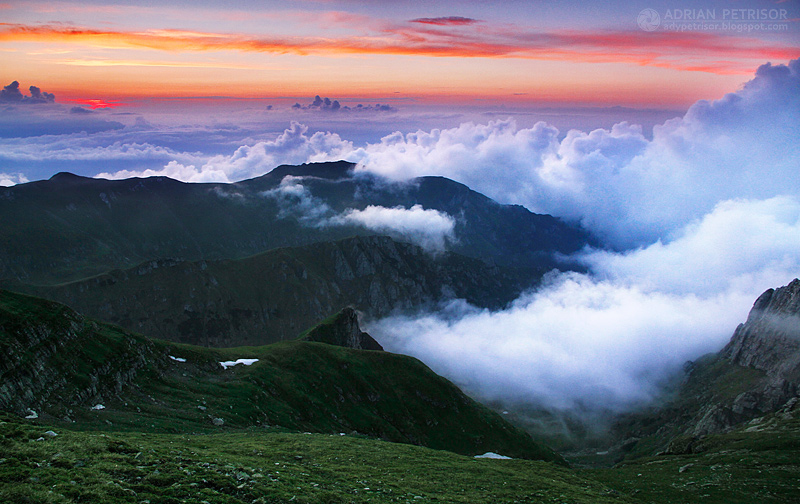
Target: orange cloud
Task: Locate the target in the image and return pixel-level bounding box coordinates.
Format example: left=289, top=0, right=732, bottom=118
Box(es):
left=1, top=21, right=797, bottom=75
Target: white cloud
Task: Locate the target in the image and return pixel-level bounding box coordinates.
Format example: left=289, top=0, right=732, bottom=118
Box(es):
left=261, top=176, right=456, bottom=252
left=97, top=160, right=230, bottom=183
left=260, top=175, right=333, bottom=222
left=332, top=204, right=455, bottom=252
left=584, top=196, right=800, bottom=297
left=369, top=273, right=753, bottom=412
left=94, top=121, right=352, bottom=183
left=368, top=193, right=800, bottom=414
left=0, top=172, right=29, bottom=186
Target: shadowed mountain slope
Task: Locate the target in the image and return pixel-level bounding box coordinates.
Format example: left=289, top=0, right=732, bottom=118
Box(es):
left=0, top=161, right=591, bottom=284
left=8, top=235, right=530, bottom=347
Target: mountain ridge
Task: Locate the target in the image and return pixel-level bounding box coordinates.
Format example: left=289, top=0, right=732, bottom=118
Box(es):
left=6, top=235, right=532, bottom=347
left=0, top=161, right=591, bottom=284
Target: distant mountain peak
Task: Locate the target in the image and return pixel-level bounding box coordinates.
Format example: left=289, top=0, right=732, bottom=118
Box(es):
left=266, top=160, right=357, bottom=181
left=48, top=172, right=87, bottom=183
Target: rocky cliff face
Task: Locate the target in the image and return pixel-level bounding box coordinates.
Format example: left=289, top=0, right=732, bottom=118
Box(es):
left=723, top=279, right=800, bottom=380
left=0, top=290, right=160, bottom=420
left=301, top=307, right=383, bottom=351
left=12, top=236, right=531, bottom=347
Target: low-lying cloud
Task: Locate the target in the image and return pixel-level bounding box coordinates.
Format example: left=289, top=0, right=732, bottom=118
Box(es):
left=368, top=195, right=800, bottom=412
left=332, top=204, right=455, bottom=252
left=0, top=172, right=29, bottom=187
left=261, top=176, right=455, bottom=252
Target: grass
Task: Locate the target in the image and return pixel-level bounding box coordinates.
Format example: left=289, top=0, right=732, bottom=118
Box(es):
left=585, top=402, right=800, bottom=504
left=0, top=413, right=632, bottom=504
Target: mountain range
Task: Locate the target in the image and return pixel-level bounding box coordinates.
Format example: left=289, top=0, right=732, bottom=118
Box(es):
left=0, top=161, right=590, bottom=285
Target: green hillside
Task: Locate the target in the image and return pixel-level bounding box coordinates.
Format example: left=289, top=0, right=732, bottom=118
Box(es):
left=0, top=289, right=559, bottom=463
left=0, top=412, right=633, bottom=504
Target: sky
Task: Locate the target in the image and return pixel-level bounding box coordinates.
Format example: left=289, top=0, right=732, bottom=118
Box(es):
left=1, top=0, right=800, bottom=424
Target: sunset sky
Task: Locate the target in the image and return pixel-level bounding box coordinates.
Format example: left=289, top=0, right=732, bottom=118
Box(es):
left=0, top=0, right=798, bottom=183
left=3, top=0, right=798, bottom=105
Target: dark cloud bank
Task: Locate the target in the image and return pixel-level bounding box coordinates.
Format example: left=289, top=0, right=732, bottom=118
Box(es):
left=1, top=81, right=55, bottom=104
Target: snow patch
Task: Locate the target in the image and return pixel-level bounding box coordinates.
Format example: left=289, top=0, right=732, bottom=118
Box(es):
left=24, top=409, right=38, bottom=419
left=474, top=452, right=512, bottom=460
left=169, top=355, right=187, bottom=362
left=91, top=404, right=105, bottom=410
left=219, top=358, right=259, bottom=369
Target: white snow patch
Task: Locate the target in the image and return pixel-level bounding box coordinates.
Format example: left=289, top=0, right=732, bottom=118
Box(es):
left=91, top=404, right=105, bottom=410
left=219, top=358, right=259, bottom=369
left=169, top=355, right=187, bottom=362
left=25, top=409, right=38, bottom=419
left=474, top=452, right=513, bottom=460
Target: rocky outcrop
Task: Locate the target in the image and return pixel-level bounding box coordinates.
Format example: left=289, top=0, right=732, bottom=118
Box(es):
left=684, top=280, right=800, bottom=436
left=722, top=279, right=800, bottom=380
left=300, top=307, right=383, bottom=351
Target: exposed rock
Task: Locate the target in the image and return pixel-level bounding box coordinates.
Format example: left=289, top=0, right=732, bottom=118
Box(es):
left=301, top=308, right=383, bottom=351
left=0, top=290, right=160, bottom=418
left=722, top=279, right=800, bottom=381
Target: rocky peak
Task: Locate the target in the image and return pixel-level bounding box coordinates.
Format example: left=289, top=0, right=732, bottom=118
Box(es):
left=722, top=279, right=800, bottom=381
left=301, top=307, right=384, bottom=351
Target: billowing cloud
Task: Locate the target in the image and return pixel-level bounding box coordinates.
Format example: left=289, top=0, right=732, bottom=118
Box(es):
left=332, top=204, right=456, bottom=252
left=95, top=60, right=799, bottom=251
left=0, top=81, right=55, bottom=104
left=261, top=176, right=455, bottom=252
left=97, top=122, right=352, bottom=183
left=361, top=60, right=800, bottom=423
left=347, top=58, right=800, bottom=249
left=260, top=175, right=333, bottom=223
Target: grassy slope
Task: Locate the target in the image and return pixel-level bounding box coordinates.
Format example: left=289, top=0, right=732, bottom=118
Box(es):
left=586, top=402, right=800, bottom=504
left=0, top=413, right=632, bottom=504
